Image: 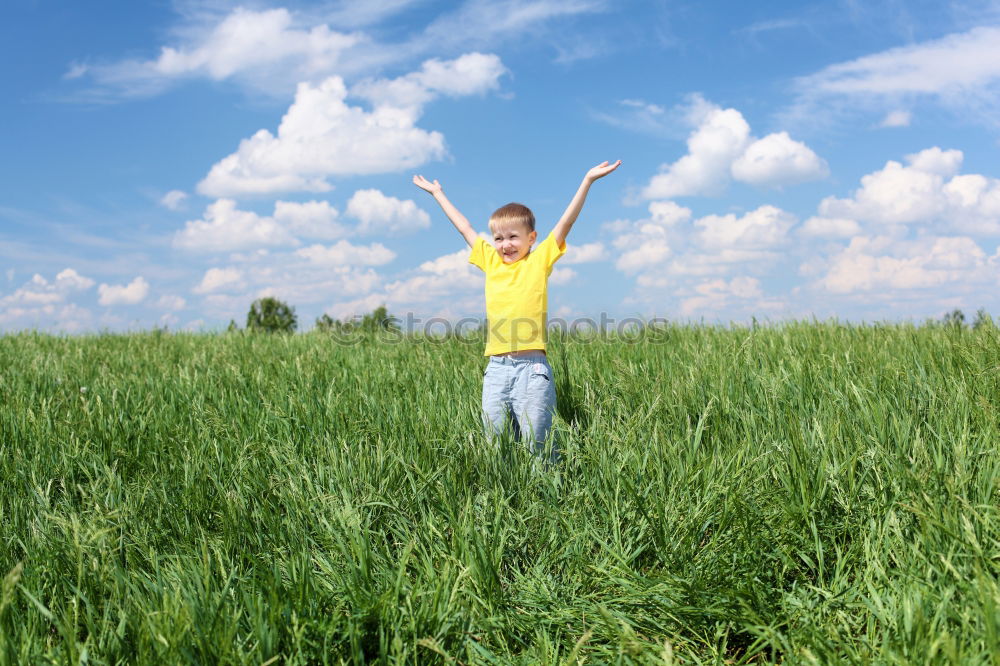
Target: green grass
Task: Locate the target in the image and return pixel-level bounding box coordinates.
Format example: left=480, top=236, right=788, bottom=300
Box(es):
left=1, top=322, right=998, bottom=664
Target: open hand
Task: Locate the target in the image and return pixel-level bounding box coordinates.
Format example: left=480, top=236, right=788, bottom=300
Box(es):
left=585, top=160, right=622, bottom=183
left=412, top=174, right=442, bottom=194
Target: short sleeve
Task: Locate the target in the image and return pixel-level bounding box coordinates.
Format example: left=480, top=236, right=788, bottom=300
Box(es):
left=468, top=238, right=490, bottom=272
left=535, top=232, right=567, bottom=272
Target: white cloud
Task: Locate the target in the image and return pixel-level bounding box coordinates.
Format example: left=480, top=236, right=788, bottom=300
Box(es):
left=695, top=205, right=796, bottom=249
left=418, top=248, right=470, bottom=274
left=193, top=267, right=243, bottom=294
left=562, top=242, right=606, bottom=264
left=0, top=268, right=94, bottom=308
left=197, top=75, right=444, bottom=196
left=198, top=53, right=506, bottom=198
left=345, top=189, right=431, bottom=234
left=175, top=199, right=298, bottom=251
left=880, top=110, right=912, bottom=127
left=157, top=294, right=187, bottom=310
left=273, top=200, right=347, bottom=239
left=611, top=201, right=692, bottom=273
left=730, top=132, right=828, bottom=187
left=0, top=302, right=94, bottom=332
left=616, top=240, right=671, bottom=274
left=175, top=199, right=348, bottom=254
left=160, top=189, right=189, bottom=210
left=799, top=217, right=862, bottom=239
left=85, top=8, right=361, bottom=97
left=79, top=2, right=594, bottom=100
left=680, top=276, right=763, bottom=316
left=376, top=247, right=483, bottom=308
left=613, top=202, right=796, bottom=292
left=817, top=147, right=1000, bottom=234
left=648, top=200, right=694, bottom=227
left=55, top=268, right=95, bottom=290
left=799, top=26, right=1000, bottom=96
left=642, top=105, right=750, bottom=199
left=98, top=277, right=150, bottom=306
left=296, top=240, right=396, bottom=266
left=549, top=267, right=577, bottom=285
left=792, top=26, right=1000, bottom=127
left=818, top=235, right=989, bottom=293
left=641, top=100, right=825, bottom=199
left=353, top=52, right=506, bottom=111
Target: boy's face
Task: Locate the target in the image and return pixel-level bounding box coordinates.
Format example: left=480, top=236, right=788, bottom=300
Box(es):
left=491, top=222, right=537, bottom=264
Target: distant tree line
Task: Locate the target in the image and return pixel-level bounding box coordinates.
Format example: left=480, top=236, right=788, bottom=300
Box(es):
left=227, top=297, right=396, bottom=334
left=226, top=297, right=996, bottom=335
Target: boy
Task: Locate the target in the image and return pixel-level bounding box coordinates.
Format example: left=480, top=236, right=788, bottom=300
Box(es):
left=413, top=160, right=621, bottom=461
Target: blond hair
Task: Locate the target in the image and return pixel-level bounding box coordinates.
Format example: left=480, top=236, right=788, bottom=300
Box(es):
left=488, top=202, right=535, bottom=233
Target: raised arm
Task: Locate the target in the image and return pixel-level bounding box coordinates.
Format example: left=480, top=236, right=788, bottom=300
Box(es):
left=412, top=175, right=479, bottom=248
left=552, top=160, right=622, bottom=247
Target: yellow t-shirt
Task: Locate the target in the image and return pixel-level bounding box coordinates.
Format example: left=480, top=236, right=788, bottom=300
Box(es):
left=469, top=232, right=567, bottom=356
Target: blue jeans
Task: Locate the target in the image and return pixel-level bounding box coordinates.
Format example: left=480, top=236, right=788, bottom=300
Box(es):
left=481, top=351, right=558, bottom=460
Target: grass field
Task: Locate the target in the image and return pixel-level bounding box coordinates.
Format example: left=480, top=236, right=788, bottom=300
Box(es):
left=1, top=323, right=999, bottom=664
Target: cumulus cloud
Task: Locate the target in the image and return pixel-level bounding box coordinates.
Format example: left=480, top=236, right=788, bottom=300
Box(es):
left=616, top=240, right=671, bottom=274
left=818, top=235, right=989, bottom=293
left=175, top=198, right=352, bottom=252
left=326, top=247, right=482, bottom=318
left=0, top=302, right=94, bottom=333
left=731, top=132, right=829, bottom=187
left=799, top=217, right=862, bottom=239
left=549, top=267, right=578, bottom=285
left=160, top=189, right=188, bottom=210
left=695, top=205, right=796, bottom=250
left=98, top=277, right=149, bottom=306
left=175, top=199, right=298, bottom=251
left=817, top=147, right=1000, bottom=234
left=345, top=189, right=431, bottom=234
left=642, top=105, right=750, bottom=199
left=419, top=248, right=472, bottom=275
left=198, top=53, right=505, bottom=197
left=157, top=294, right=187, bottom=310
left=352, top=52, right=507, bottom=110
left=0, top=268, right=95, bottom=308
left=273, top=200, right=347, bottom=239
left=641, top=99, right=825, bottom=199
left=296, top=240, right=397, bottom=266
left=680, top=276, right=763, bottom=316
left=193, top=267, right=243, bottom=294
left=612, top=201, right=692, bottom=273
left=562, top=242, right=606, bottom=264
left=54, top=268, right=95, bottom=291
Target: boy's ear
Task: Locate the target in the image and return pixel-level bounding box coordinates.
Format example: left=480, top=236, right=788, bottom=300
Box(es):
left=529, top=230, right=538, bottom=244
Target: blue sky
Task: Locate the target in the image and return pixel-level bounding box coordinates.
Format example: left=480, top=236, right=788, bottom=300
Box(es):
left=4, top=0, right=1000, bottom=332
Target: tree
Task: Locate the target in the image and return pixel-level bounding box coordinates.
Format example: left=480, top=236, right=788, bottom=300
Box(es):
left=246, top=297, right=297, bottom=333
left=314, top=313, right=337, bottom=332
left=359, top=305, right=399, bottom=332
left=942, top=308, right=965, bottom=328
left=972, top=308, right=993, bottom=330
